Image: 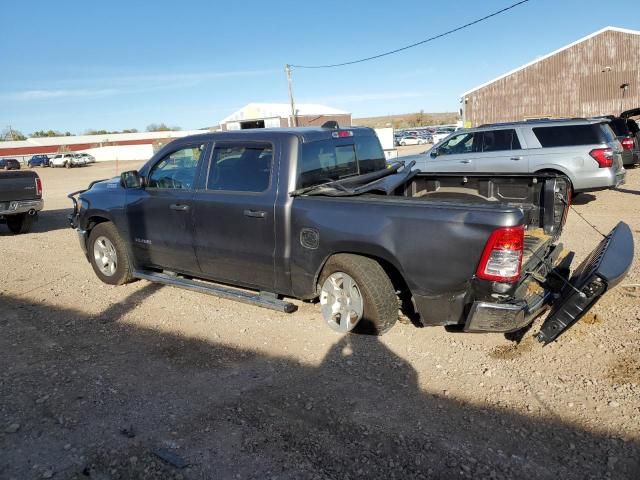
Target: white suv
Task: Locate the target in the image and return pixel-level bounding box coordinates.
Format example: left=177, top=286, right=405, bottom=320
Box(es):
left=51, top=153, right=76, bottom=168
left=409, top=119, right=626, bottom=193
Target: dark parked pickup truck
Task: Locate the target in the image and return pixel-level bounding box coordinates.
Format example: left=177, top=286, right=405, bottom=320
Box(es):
left=1, top=170, right=43, bottom=233
left=68, top=126, right=634, bottom=343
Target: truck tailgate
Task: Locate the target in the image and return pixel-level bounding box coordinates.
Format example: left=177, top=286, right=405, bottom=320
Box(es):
left=536, top=222, right=634, bottom=344
left=0, top=171, right=39, bottom=203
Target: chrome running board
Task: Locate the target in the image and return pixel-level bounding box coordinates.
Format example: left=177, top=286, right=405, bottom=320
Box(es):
left=133, top=270, right=298, bottom=314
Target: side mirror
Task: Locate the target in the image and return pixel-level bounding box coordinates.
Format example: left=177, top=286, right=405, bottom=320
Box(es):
left=430, top=149, right=438, bottom=159
left=121, top=170, right=143, bottom=189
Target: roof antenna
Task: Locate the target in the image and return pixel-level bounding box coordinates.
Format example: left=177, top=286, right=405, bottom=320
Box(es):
left=321, top=121, right=339, bottom=129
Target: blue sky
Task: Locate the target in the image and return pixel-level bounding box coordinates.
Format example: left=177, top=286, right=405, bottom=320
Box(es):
left=2, top=0, right=638, bottom=134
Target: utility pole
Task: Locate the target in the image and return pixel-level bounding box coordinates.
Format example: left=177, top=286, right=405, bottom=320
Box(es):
left=285, top=64, right=297, bottom=127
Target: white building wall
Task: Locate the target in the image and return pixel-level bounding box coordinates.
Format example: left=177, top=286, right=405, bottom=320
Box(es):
left=79, top=144, right=155, bottom=162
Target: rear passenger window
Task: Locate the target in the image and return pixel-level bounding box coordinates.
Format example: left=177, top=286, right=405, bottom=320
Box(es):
left=481, top=129, right=520, bottom=152
left=207, top=142, right=272, bottom=192
left=533, top=125, right=602, bottom=147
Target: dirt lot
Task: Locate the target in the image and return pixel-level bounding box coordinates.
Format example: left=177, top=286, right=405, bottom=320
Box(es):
left=1, top=161, right=639, bottom=479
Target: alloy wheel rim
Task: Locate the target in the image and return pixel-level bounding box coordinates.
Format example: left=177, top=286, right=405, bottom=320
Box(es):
left=320, top=272, right=364, bottom=332
left=93, top=236, right=117, bottom=276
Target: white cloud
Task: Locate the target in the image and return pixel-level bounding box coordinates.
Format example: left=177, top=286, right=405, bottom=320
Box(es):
left=8, top=88, right=120, bottom=100
left=2, top=69, right=279, bottom=102
left=302, top=91, right=432, bottom=104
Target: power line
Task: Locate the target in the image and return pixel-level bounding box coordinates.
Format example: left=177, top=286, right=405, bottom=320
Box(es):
left=289, top=0, right=530, bottom=69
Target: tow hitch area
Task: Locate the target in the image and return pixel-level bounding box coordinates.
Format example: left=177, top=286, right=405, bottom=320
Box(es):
left=536, top=222, right=634, bottom=344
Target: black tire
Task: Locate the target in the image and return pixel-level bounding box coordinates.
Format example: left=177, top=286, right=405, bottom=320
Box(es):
left=65, top=162, right=71, bottom=169
left=88, top=222, right=135, bottom=285
left=6, top=213, right=34, bottom=234
left=319, top=254, right=398, bottom=335
left=536, top=169, right=573, bottom=199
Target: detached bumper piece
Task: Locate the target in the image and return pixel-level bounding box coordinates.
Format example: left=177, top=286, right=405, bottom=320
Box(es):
left=536, top=222, right=634, bottom=344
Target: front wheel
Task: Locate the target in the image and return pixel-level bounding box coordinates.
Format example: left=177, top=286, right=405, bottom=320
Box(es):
left=318, top=254, right=398, bottom=335
left=88, top=222, right=135, bottom=285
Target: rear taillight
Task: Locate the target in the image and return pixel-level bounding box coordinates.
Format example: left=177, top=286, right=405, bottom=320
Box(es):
left=621, top=137, right=634, bottom=150
left=589, top=147, right=613, bottom=168
left=476, top=226, right=524, bottom=282
left=35, top=177, right=42, bottom=196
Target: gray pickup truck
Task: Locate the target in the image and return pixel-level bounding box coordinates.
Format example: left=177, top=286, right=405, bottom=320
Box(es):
left=0, top=170, right=43, bottom=234
left=68, top=126, right=633, bottom=343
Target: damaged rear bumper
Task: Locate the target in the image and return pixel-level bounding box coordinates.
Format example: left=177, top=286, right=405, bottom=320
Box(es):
left=535, top=221, right=634, bottom=344
left=464, top=222, right=633, bottom=343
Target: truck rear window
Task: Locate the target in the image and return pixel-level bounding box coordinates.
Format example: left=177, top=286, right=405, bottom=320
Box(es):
left=532, top=124, right=607, bottom=147
left=298, top=136, right=386, bottom=188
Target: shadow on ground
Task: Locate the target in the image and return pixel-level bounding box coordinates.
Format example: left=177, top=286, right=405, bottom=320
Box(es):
left=571, top=193, right=597, bottom=205
left=615, top=187, right=640, bottom=197
left=0, top=208, right=72, bottom=236
left=1, top=285, right=638, bottom=479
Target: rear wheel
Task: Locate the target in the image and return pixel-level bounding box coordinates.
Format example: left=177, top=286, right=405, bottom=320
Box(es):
left=65, top=161, right=71, bottom=169
left=318, top=254, right=398, bottom=335
left=6, top=213, right=34, bottom=234
left=536, top=169, right=573, bottom=200
left=88, top=222, right=135, bottom=285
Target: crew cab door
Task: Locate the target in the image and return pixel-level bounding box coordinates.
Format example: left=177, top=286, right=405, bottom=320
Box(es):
left=423, top=131, right=479, bottom=172
left=472, top=129, right=529, bottom=173
left=125, top=143, right=206, bottom=274
left=190, top=140, right=277, bottom=290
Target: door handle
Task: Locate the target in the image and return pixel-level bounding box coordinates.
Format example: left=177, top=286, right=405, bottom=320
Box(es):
left=510, top=156, right=524, bottom=161
left=244, top=209, right=266, bottom=218
left=459, top=159, right=472, bottom=164
left=169, top=203, right=190, bottom=211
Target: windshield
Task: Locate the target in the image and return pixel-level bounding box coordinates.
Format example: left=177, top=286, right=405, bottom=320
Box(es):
left=297, top=135, right=386, bottom=189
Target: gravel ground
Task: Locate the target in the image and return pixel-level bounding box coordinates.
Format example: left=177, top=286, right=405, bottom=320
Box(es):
left=1, top=161, right=639, bottom=479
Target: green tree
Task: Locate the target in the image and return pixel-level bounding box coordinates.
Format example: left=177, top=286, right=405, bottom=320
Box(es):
left=146, top=123, right=181, bottom=132
left=1, top=127, right=26, bottom=141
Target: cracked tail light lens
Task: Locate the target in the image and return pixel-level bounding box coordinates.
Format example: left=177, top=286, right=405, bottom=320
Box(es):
left=476, top=226, right=524, bottom=282
left=589, top=147, right=613, bottom=168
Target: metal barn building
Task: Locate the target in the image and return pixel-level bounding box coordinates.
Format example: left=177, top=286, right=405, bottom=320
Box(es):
left=462, top=27, right=640, bottom=127
left=219, top=103, right=351, bottom=131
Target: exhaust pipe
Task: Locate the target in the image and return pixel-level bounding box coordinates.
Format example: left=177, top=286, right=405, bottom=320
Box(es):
left=28, top=209, right=37, bottom=216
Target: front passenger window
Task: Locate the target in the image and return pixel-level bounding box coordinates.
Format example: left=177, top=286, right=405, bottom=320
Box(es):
left=438, top=133, right=476, bottom=156
left=148, top=145, right=203, bottom=190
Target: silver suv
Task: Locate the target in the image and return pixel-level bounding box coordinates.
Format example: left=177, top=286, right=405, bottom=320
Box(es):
left=409, top=119, right=626, bottom=192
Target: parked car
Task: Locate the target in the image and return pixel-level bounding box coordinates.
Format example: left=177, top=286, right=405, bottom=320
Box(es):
left=28, top=154, right=51, bottom=168
left=417, top=132, right=433, bottom=143
left=397, top=135, right=426, bottom=146
left=68, top=126, right=633, bottom=344
left=72, top=153, right=88, bottom=166
left=408, top=119, right=626, bottom=193
left=431, top=128, right=454, bottom=144
left=51, top=153, right=77, bottom=168
left=596, top=116, right=637, bottom=166
left=78, top=153, right=96, bottom=164
left=0, top=158, right=21, bottom=170
left=619, top=108, right=640, bottom=165
left=0, top=170, right=43, bottom=233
